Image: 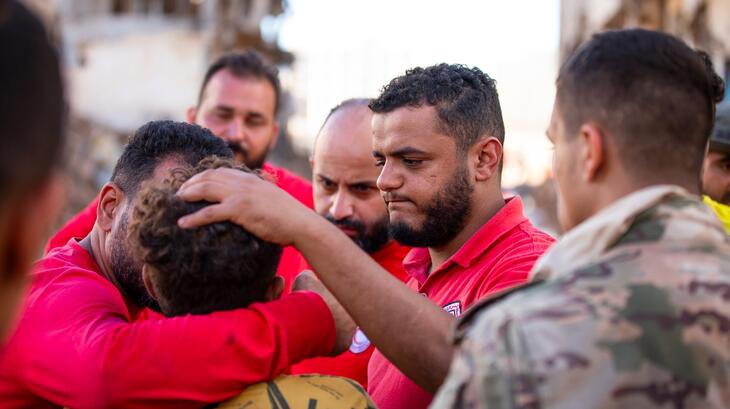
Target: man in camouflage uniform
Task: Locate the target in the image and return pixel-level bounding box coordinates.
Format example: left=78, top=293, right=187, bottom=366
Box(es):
left=432, top=29, right=730, bottom=409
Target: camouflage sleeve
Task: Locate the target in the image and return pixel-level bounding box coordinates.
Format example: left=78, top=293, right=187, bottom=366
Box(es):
left=431, top=306, right=541, bottom=409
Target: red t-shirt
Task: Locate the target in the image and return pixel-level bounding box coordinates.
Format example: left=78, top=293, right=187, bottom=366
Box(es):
left=290, top=241, right=411, bottom=388
left=367, top=197, right=555, bottom=409
left=45, top=163, right=313, bottom=254
left=0, top=240, right=335, bottom=408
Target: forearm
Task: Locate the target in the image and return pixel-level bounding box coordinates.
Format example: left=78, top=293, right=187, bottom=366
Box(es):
left=294, top=216, right=454, bottom=392
left=25, top=292, right=333, bottom=408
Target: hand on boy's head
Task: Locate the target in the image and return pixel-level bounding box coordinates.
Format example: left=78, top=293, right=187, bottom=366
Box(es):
left=176, top=167, right=317, bottom=246
left=294, top=270, right=356, bottom=356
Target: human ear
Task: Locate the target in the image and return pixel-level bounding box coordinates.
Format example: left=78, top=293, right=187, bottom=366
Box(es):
left=269, top=122, right=281, bottom=151
left=577, top=123, right=605, bottom=183
left=185, top=106, right=198, bottom=124
left=472, top=136, right=503, bottom=182
left=96, top=183, right=124, bottom=232
left=141, top=265, right=159, bottom=302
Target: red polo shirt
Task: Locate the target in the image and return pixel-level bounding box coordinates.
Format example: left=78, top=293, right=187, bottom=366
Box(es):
left=367, top=197, right=554, bottom=409
left=0, top=240, right=335, bottom=408
left=290, top=240, right=411, bottom=387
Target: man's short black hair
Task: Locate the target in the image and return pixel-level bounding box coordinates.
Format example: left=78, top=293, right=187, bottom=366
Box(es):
left=129, top=157, right=282, bottom=317
left=557, top=28, right=725, bottom=183
left=0, top=0, right=65, bottom=200
left=369, top=63, right=505, bottom=151
left=197, top=50, right=281, bottom=115
left=111, top=120, right=233, bottom=197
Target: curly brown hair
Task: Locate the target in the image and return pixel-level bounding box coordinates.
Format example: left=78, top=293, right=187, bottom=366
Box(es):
left=129, top=157, right=282, bottom=317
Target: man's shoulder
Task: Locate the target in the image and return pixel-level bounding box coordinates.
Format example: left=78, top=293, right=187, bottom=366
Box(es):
left=462, top=243, right=730, bottom=350
left=513, top=218, right=556, bottom=250
left=29, top=242, right=117, bottom=307
left=262, top=163, right=311, bottom=187
left=262, top=163, right=313, bottom=208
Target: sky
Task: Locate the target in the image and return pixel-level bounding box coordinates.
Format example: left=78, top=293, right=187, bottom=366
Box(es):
left=278, top=0, right=561, bottom=186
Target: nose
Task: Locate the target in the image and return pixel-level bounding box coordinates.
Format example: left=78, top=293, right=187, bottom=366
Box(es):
left=376, top=160, right=402, bottom=193
left=330, top=190, right=354, bottom=220
left=222, top=117, right=247, bottom=145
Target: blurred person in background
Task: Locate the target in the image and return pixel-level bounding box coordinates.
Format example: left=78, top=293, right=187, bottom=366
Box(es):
left=702, top=101, right=730, bottom=233
left=45, top=50, right=313, bottom=256
left=290, top=98, right=411, bottom=388
left=186, top=50, right=313, bottom=207
left=0, top=0, right=66, bottom=342
left=432, top=28, right=730, bottom=409
left=0, top=121, right=353, bottom=408
left=173, top=63, right=555, bottom=409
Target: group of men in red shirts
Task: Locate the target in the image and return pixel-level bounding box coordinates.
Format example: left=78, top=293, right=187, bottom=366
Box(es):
left=0, top=2, right=554, bottom=408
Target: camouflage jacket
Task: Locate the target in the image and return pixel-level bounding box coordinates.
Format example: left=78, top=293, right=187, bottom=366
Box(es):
left=431, top=185, right=730, bottom=409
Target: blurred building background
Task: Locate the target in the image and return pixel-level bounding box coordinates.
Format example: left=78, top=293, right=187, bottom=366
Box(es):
left=21, top=0, right=730, bottom=238
left=561, top=0, right=730, bottom=85
left=24, top=0, right=307, bottom=228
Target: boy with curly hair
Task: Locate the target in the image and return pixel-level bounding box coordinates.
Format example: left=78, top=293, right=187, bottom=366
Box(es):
left=129, top=157, right=376, bottom=408
left=130, top=157, right=285, bottom=316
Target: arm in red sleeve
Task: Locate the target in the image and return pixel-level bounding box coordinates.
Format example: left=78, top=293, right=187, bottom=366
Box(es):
left=14, top=271, right=334, bottom=409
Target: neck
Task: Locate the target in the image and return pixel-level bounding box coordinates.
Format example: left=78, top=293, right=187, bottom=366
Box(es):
left=79, top=228, right=123, bottom=291
left=428, top=192, right=505, bottom=270
left=591, top=175, right=700, bottom=221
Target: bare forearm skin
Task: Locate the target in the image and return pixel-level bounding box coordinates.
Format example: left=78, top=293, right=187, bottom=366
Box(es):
left=294, top=214, right=454, bottom=393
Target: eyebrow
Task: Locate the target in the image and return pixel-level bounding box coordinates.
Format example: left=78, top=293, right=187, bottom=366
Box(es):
left=317, top=174, right=376, bottom=187
left=315, top=174, right=334, bottom=183
left=215, top=106, right=266, bottom=119
left=372, top=146, right=428, bottom=157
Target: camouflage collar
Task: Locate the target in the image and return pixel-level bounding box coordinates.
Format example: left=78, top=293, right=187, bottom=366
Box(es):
left=528, top=185, right=700, bottom=282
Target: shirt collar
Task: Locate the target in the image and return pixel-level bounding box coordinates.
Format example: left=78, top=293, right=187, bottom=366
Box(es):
left=403, top=196, right=528, bottom=284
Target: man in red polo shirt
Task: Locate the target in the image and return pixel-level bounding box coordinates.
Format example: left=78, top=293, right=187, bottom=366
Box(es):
left=175, top=64, right=555, bottom=409
left=45, top=50, right=313, bottom=256
left=290, top=99, right=411, bottom=387
left=0, top=121, right=353, bottom=408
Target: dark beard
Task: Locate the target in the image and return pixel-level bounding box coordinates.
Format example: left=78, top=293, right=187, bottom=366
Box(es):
left=389, top=164, right=473, bottom=248
left=111, top=212, right=161, bottom=312
left=227, top=141, right=267, bottom=170
left=325, top=214, right=391, bottom=254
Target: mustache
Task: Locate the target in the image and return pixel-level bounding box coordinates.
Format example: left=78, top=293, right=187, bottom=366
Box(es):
left=226, top=142, right=249, bottom=158
left=382, top=192, right=412, bottom=203
left=324, top=215, right=365, bottom=231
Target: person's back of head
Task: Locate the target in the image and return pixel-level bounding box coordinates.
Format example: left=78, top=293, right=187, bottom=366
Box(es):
left=557, top=28, right=725, bottom=187
left=129, top=157, right=283, bottom=317
left=0, top=0, right=66, bottom=340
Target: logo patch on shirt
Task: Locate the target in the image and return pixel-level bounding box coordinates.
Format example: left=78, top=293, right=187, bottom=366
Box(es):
left=349, top=328, right=371, bottom=354
left=443, top=301, right=462, bottom=317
